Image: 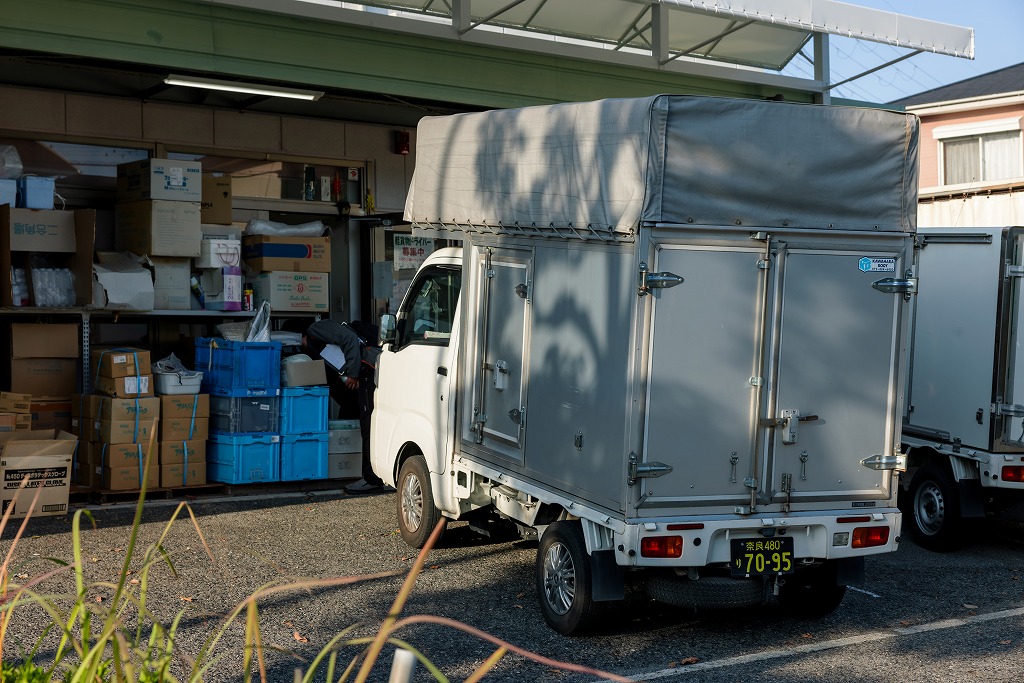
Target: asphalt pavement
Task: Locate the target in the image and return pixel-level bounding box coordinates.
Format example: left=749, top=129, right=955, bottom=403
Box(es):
left=2, top=485, right=1023, bottom=682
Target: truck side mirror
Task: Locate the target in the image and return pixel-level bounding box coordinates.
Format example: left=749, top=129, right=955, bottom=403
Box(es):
left=379, top=313, right=397, bottom=347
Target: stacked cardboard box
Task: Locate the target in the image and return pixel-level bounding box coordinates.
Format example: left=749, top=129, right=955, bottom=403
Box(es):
left=0, top=391, right=33, bottom=432
left=0, top=430, right=77, bottom=518
left=113, top=158, right=204, bottom=311
left=157, top=394, right=209, bottom=488
left=242, top=235, right=330, bottom=313
left=10, top=323, right=79, bottom=434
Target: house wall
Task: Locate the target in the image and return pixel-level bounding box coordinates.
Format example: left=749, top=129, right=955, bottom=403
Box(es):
left=917, top=103, right=1024, bottom=189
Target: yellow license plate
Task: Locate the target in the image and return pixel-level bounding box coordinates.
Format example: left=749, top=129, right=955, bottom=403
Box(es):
left=730, top=537, right=794, bottom=576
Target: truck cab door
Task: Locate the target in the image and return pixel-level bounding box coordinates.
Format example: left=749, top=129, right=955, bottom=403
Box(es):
left=372, top=263, right=461, bottom=480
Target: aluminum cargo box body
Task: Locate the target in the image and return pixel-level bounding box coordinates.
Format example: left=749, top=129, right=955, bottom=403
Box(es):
left=457, top=227, right=910, bottom=519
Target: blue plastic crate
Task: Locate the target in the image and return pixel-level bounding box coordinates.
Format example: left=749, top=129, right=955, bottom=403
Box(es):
left=279, top=386, right=329, bottom=435
left=195, top=338, right=281, bottom=397
left=280, top=433, right=328, bottom=481
left=207, top=433, right=280, bottom=484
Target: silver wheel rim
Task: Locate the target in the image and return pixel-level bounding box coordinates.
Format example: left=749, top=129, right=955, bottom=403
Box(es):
left=915, top=480, right=945, bottom=536
left=542, top=541, right=575, bottom=616
left=401, top=472, right=424, bottom=532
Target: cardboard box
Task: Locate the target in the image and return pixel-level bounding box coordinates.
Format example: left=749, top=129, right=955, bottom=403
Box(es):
left=91, top=252, right=155, bottom=311
left=30, top=401, right=72, bottom=433
left=117, top=158, right=202, bottom=202
left=195, top=236, right=241, bottom=268
left=12, top=322, right=79, bottom=359
left=95, top=418, right=158, bottom=445
left=160, top=417, right=209, bottom=442
left=0, top=431, right=76, bottom=517
left=0, top=392, right=32, bottom=414
left=93, top=396, right=160, bottom=421
left=201, top=175, right=232, bottom=224
left=86, top=441, right=150, bottom=469
left=158, top=439, right=207, bottom=465
left=71, top=394, right=102, bottom=418
left=94, top=374, right=154, bottom=399
left=15, top=414, right=32, bottom=431
left=148, top=256, right=191, bottom=310
left=91, top=347, right=152, bottom=379
left=16, top=176, right=55, bottom=210
left=160, top=461, right=207, bottom=488
left=282, top=359, right=327, bottom=387
left=199, top=266, right=242, bottom=311
left=249, top=271, right=329, bottom=313
left=328, top=419, right=361, bottom=454
left=10, top=359, right=78, bottom=400
left=0, top=414, right=16, bottom=432
left=242, top=235, right=330, bottom=272
left=1, top=207, right=95, bottom=306
left=93, top=464, right=160, bottom=491
left=160, top=394, right=210, bottom=419
left=115, top=200, right=202, bottom=257
left=327, top=452, right=360, bottom=479
left=2, top=207, right=74, bottom=252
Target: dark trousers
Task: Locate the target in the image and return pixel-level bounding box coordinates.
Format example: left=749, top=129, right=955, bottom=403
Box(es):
left=358, top=378, right=382, bottom=486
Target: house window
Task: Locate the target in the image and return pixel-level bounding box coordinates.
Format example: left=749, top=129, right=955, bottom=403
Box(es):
left=935, top=118, right=1023, bottom=187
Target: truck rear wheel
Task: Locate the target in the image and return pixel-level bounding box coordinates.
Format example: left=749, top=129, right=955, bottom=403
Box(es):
left=777, top=561, right=846, bottom=617
left=909, top=462, right=962, bottom=552
left=397, top=455, right=446, bottom=549
left=535, top=521, right=604, bottom=635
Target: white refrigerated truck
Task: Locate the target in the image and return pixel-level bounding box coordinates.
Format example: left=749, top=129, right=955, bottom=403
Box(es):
left=371, top=95, right=918, bottom=634
left=901, top=226, right=1024, bottom=551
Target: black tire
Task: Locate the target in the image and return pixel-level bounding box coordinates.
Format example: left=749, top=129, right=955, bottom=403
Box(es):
left=909, top=462, right=962, bottom=552
left=396, top=455, right=446, bottom=549
left=777, top=561, right=846, bottom=617
left=535, top=521, right=605, bottom=635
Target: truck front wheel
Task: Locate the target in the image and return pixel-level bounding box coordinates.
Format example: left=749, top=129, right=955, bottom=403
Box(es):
left=396, top=455, right=446, bottom=549
left=909, top=462, right=962, bottom=552
left=535, top=521, right=604, bottom=635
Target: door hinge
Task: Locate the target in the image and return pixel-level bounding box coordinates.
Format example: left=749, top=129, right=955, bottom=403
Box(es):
left=638, top=261, right=684, bottom=297
left=1006, top=264, right=1024, bottom=279
left=871, top=276, right=917, bottom=296
left=995, top=403, right=1024, bottom=417
left=627, top=452, right=673, bottom=486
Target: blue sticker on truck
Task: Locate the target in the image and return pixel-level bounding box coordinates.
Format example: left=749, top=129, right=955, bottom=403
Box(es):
left=859, top=257, right=896, bottom=272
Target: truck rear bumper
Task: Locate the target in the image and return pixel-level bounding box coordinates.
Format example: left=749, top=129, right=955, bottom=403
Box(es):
left=613, top=509, right=901, bottom=568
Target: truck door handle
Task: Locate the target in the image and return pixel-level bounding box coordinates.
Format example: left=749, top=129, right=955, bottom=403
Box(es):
left=761, top=411, right=819, bottom=444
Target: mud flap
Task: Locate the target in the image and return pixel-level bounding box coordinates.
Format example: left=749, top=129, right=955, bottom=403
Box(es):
left=958, top=479, right=986, bottom=518
left=591, top=550, right=624, bottom=601
left=836, top=557, right=865, bottom=587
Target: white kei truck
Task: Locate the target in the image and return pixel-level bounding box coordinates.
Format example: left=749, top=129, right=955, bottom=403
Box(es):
left=371, top=95, right=919, bottom=635
left=901, top=226, right=1024, bottom=551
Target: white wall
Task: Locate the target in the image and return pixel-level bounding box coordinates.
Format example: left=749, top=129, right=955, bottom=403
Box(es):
left=919, top=191, right=1024, bottom=228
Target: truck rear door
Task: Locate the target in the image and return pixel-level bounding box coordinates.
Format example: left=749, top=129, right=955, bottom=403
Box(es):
left=641, top=231, right=910, bottom=514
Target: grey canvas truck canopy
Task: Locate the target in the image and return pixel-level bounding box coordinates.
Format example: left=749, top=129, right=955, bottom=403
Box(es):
left=406, top=95, right=919, bottom=236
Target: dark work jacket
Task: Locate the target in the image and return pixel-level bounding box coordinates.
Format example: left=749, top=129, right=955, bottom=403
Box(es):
left=305, top=319, right=380, bottom=383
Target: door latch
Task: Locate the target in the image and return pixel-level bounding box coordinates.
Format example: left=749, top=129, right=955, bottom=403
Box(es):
left=638, top=261, right=684, bottom=297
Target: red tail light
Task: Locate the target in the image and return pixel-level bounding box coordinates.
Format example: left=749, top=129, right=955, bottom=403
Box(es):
left=640, top=536, right=683, bottom=558
left=1002, top=466, right=1024, bottom=483
left=852, top=527, right=890, bottom=549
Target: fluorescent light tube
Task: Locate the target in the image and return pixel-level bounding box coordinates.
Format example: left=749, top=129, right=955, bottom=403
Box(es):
left=163, top=75, right=324, bottom=101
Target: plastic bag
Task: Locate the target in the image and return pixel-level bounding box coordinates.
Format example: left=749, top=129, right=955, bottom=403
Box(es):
left=0, top=145, right=23, bottom=179
left=245, top=301, right=272, bottom=342
left=153, top=352, right=201, bottom=378
left=243, top=218, right=326, bottom=237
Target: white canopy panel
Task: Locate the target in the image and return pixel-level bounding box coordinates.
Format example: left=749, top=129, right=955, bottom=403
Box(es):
left=346, top=0, right=973, bottom=69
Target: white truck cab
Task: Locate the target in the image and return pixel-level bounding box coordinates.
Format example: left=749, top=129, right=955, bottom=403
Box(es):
left=371, top=95, right=916, bottom=634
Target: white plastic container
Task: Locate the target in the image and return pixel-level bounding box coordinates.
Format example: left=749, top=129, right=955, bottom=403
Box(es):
left=154, top=371, right=203, bottom=395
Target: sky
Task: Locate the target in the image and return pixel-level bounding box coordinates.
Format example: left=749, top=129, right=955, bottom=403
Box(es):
left=784, top=1, right=1024, bottom=103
